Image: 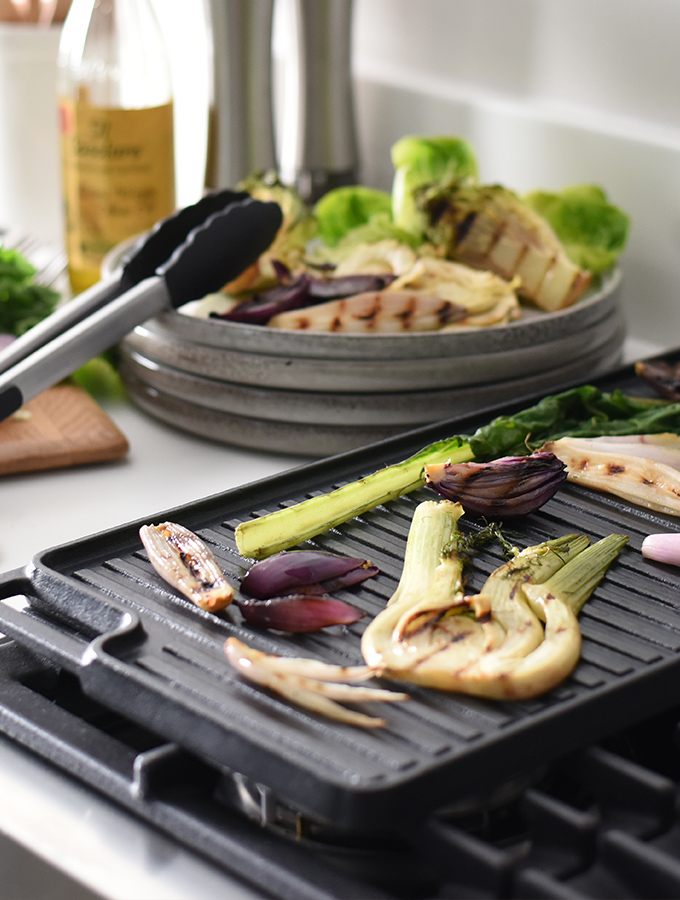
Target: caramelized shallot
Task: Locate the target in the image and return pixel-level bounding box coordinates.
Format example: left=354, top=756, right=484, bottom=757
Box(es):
left=139, top=522, right=234, bottom=612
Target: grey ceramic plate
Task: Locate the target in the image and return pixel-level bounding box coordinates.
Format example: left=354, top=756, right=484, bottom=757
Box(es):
left=122, top=324, right=625, bottom=455
left=104, top=234, right=620, bottom=365
left=120, top=316, right=625, bottom=428
left=123, top=295, right=624, bottom=394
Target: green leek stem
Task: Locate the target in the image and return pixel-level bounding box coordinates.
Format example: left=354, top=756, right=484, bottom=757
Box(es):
left=526, top=533, right=628, bottom=616
left=235, top=437, right=473, bottom=559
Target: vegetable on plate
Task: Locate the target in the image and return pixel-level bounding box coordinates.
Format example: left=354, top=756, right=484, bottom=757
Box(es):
left=200, top=134, right=629, bottom=333
left=523, top=183, right=630, bottom=275
left=417, top=180, right=593, bottom=311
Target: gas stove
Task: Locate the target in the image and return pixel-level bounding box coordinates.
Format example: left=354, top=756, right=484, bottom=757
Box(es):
left=1, top=631, right=680, bottom=899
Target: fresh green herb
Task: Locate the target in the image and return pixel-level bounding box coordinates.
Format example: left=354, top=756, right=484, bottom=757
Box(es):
left=0, top=246, right=60, bottom=336
left=452, top=522, right=520, bottom=567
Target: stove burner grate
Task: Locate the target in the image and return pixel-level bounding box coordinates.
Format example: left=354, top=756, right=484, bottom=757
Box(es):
left=2, top=636, right=680, bottom=899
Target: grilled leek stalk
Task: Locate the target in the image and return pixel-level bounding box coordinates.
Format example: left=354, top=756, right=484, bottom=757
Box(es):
left=543, top=436, right=680, bottom=515
left=235, top=437, right=475, bottom=559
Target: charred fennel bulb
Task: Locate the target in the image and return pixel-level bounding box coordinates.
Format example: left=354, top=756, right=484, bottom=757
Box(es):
left=360, top=501, right=627, bottom=700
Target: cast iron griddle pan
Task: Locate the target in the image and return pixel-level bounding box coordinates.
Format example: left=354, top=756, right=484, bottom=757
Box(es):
left=2, top=351, right=680, bottom=835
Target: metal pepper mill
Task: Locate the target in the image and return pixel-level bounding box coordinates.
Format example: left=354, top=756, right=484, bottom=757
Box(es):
left=291, top=0, right=359, bottom=202
left=204, top=0, right=277, bottom=189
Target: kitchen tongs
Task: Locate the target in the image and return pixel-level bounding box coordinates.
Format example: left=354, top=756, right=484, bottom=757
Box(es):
left=0, top=190, right=282, bottom=423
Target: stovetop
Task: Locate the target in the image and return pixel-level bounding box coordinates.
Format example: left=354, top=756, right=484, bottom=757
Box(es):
left=1, top=631, right=680, bottom=900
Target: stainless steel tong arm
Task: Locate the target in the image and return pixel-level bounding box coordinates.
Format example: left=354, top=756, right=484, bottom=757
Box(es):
left=0, top=276, right=170, bottom=421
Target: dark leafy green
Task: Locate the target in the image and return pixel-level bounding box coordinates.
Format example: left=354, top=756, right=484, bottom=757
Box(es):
left=465, top=385, right=676, bottom=460
left=0, top=246, right=60, bottom=336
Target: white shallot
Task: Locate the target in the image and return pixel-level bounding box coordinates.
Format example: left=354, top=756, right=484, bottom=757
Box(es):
left=140, top=522, right=235, bottom=612
left=224, top=637, right=409, bottom=728
left=641, top=532, right=680, bottom=567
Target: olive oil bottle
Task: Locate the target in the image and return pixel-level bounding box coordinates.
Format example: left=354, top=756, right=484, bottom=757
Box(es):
left=57, top=0, right=175, bottom=293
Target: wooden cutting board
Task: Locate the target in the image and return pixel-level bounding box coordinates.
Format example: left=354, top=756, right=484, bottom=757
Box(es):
left=0, top=383, right=129, bottom=476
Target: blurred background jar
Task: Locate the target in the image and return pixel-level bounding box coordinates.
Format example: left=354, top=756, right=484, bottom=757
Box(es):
left=57, top=0, right=175, bottom=293
left=0, top=0, right=72, bottom=246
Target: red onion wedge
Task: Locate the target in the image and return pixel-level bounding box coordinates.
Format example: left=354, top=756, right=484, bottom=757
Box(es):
left=214, top=273, right=395, bottom=326
left=240, top=550, right=377, bottom=599
left=216, top=273, right=311, bottom=325
left=424, top=452, right=567, bottom=518
left=237, top=595, right=365, bottom=632
left=236, top=549, right=375, bottom=632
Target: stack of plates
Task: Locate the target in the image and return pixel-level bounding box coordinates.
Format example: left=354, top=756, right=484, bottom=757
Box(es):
left=119, top=270, right=625, bottom=457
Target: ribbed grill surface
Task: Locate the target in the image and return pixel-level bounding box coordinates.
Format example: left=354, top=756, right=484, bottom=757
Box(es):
left=3, top=360, right=680, bottom=832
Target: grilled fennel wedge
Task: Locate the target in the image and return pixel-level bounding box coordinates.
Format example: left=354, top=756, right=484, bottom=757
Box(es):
left=361, top=500, right=627, bottom=699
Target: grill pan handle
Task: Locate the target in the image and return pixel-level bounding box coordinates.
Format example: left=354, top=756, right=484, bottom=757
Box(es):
left=0, top=579, right=141, bottom=675
left=0, top=594, right=89, bottom=671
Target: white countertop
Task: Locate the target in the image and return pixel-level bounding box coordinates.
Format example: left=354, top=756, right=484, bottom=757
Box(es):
left=2, top=399, right=308, bottom=576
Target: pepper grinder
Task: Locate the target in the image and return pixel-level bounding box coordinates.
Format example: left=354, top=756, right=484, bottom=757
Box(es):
left=290, top=0, right=359, bottom=202
left=204, top=0, right=277, bottom=189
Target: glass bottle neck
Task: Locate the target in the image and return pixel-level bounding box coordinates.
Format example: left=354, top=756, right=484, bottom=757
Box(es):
left=58, top=0, right=173, bottom=109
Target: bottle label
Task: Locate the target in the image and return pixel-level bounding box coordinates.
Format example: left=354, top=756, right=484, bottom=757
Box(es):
left=60, top=97, right=175, bottom=284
